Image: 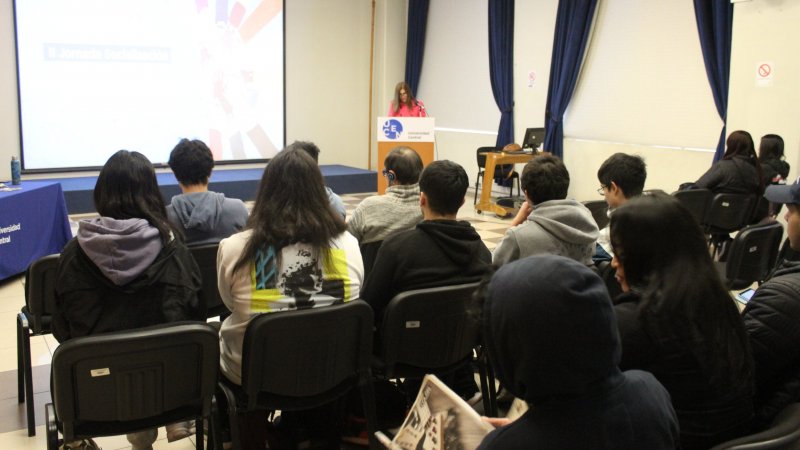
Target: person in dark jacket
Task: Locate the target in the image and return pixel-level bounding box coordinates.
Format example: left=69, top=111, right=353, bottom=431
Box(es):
left=742, top=179, right=800, bottom=428
left=695, top=130, right=764, bottom=196
left=610, top=192, right=754, bottom=449
left=758, top=134, right=790, bottom=186
left=166, top=138, right=249, bottom=245
left=361, top=160, right=490, bottom=401
left=478, top=255, right=679, bottom=450
left=54, top=150, right=203, bottom=450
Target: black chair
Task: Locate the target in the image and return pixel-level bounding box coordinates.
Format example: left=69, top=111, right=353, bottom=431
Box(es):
left=360, top=240, right=383, bottom=282
left=719, top=221, right=784, bottom=289
left=216, top=301, right=379, bottom=450
left=672, top=188, right=712, bottom=226
left=710, top=403, right=800, bottom=450
left=474, top=146, right=520, bottom=204
left=45, top=322, right=220, bottom=450
left=17, top=253, right=59, bottom=436
left=701, top=193, right=757, bottom=258
left=582, top=200, right=609, bottom=229
left=188, top=243, right=229, bottom=320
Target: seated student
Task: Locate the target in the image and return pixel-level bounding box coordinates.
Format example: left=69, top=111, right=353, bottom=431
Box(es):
left=493, top=155, right=598, bottom=266
left=286, top=140, right=347, bottom=219
left=216, top=148, right=363, bottom=448
left=694, top=130, right=764, bottom=196
left=54, top=150, right=204, bottom=450
left=347, top=146, right=423, bottom=245
left=742, top=179, right=800, bottom=428
left=593, top=153, right=647, bottom=262
left=610, top=192, right=754, bottom=449
left=166, top=138, right=249, bottom=245
left=478, top=255, right=679, bottom=450
left=758, top=134, right=790, bottom=186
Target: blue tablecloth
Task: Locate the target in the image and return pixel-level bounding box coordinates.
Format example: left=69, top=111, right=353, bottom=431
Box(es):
left=0, top=181, right=72, bottom=280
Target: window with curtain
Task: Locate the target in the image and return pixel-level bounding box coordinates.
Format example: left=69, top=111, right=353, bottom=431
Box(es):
left=416, top=0, right=499, bottom=133
left=565, top=0, right=721, bottom=150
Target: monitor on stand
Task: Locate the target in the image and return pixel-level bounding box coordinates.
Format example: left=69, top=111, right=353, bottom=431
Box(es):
left=522, top=127, right=546, bottom=152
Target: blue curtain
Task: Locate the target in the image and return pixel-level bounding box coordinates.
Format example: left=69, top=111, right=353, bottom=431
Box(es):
left=694, top=0, right=734, bottom=162
left=489, top=0, right=515, bottom=148
left=544, top=0, right=598, bottom=159
left=404, top=0, right=430, bottom=96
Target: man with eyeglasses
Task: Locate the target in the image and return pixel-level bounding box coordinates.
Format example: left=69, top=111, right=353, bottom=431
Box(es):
left=594, top=153, right=647, bottom=262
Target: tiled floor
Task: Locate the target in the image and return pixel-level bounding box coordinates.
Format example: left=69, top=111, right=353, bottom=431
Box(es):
left=0, top=189, right=516, bottom=449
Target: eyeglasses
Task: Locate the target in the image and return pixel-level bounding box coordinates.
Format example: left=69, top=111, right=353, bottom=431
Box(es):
left=381, top=170, right=390, bottom=177
left=597, top=185, right=607, bottom=195
left=399, top=91, right=407, bottom=96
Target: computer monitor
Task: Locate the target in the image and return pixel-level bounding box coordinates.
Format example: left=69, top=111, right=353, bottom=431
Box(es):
left=522, top=127, right=546, bottom=151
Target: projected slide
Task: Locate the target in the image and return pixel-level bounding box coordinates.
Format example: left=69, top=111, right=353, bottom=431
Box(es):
left=15, top=0, right=284, bottom=170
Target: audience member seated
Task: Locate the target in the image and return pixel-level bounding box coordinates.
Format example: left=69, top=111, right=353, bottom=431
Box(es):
left=694, top=130, right=764, bottom=196
left=610, top=192, right=754, bottom=449
left=477, top=255, right=679, bottom=450
left=361, top=160, right=490, bottom=401
left=54, top=150, right=204, bottom=450
left=593, top=153, right=646, bottom=262
left=742, top=180, right=800, bottom=429
left=286, top=140, right=347, bottom=219
left=758, top=133, right=790, bottom=186
left=166, top=138, right=249, bottom=245
left=493, top=155, right=598, bottom=266
left=347, top=146, right=423, bottom=244
left=216, top=148, right=363, bottom=448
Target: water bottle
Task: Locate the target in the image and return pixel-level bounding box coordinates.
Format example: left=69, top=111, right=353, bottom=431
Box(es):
left=10, top=156, right=21, bottom=185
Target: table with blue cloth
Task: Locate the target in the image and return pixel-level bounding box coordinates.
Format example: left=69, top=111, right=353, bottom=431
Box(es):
left=0, top=181, right=72, bottom=280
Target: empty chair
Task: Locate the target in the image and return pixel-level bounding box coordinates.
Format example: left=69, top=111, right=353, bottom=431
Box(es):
left=474, top=146, right=519, bottom=204
left=45, top=322, right=220, bottom=450
left=702, top=193, right=757, bottom=235
left=710, top=403, right=800, bottom=450
left=672, top=188, right=712, bottom=225
left=17, top=253, right=59, bottom=436
left=188, top=243, right=229, bottom=320
left=215, top=300, right=378, bottom=450
left=582, top=200, right=609, bottom=229
left=720, top=221, right=784, bottom=289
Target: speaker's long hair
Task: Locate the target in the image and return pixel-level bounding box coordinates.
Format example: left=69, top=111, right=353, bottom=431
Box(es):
left=392, top=81, right=415, bottom=114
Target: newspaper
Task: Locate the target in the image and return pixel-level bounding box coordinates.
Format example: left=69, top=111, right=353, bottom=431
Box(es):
left=377, top=375, right=494, bottom=450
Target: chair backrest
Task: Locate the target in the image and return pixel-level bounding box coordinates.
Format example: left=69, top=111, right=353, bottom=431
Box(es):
left=24, top=253, right=60, bottom=332
left=672, top=188, right=712, bottom=226
left=582, top=200, right=609, bottom=229
left=378, top=283, right=481, bottom=377
left=241, top=300, right=374, bottom=410
left=725, top=221, right=784, bottom=289
left=188, top=243, right=227, bottom=319
left=476, top=146, right=499, bottom=170
left=710, top=403, right=800, bottom=450
left=703, top=193, right=757, bottom=233
left=51, top=322, right=219, bottom=440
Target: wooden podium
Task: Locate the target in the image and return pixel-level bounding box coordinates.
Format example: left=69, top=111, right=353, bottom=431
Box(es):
left=376, top=117, right=435, bottom=194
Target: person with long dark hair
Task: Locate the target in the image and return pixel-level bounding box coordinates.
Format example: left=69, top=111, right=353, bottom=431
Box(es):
left=758, top=133, right=789, bottom=185
left=54, top=150, right=204, bottom=449
left=387, top=81, right=427, bottom=117
left=695, top=130, right=764, bottom=195
left=610, top=192, right=754, bottom=449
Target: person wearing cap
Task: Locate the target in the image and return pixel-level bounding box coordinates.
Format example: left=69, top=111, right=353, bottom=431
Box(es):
left=742, top=177, right=800, bottom=429
left=477, top=255, right=679, bottom=450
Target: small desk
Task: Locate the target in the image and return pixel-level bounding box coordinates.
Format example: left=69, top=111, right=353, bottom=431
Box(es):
left=0, top=181, right=72, bottom=280
left=475, top=151, right=535, bottom=216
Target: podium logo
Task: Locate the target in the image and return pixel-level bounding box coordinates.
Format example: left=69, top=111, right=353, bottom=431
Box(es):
left=382, top=119, right=403, bottom=140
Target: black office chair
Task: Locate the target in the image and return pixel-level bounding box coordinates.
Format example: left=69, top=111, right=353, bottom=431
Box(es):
left=188, top=243, right=229, bottom=320
left=710, top=403, right=800, bottom=450
left=474, top=146, right=519, bottom=204
left=702, top=193, right=757, bottom=258
left=216, top=300, right=379, bottom=450
left=17, top=253, right=59, bottom=436
left=582, top=200, right=609, bottom=229
left=45, top=322, right=220, bottom=450
left=672, top=188, right=712, bottom=226
left=718, top=221, right=784, bottom=289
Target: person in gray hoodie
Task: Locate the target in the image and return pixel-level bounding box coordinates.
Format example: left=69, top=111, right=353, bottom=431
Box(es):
left=492, top=154, right=598, bottom=266
left=54, top=150, right=203, bottom=450
left=166, top=138, right=249, bottom=245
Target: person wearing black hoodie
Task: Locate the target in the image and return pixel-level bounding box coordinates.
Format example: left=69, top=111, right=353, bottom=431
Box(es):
left=743, top=179, right=800, bottom=428
left=478, top=255, right=679, bottom=450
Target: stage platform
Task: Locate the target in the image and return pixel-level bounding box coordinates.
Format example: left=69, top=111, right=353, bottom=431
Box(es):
left=39, top=164, right=377, bottom=214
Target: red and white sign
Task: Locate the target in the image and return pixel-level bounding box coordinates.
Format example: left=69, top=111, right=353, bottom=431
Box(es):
left=756, top=61, right=774, bottom=87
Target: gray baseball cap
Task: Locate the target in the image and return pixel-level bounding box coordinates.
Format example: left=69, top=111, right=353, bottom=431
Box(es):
left=764, top=177, right=800, bottom=205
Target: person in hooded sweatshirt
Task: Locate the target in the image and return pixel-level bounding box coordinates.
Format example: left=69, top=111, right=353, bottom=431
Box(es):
left=166, top=138, right=249, bottom=245
left=478, top=255, right=680, bottom=450
left=492, top=154, right=598, bottom=267
left=53, top=150, right=204, bottom=450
